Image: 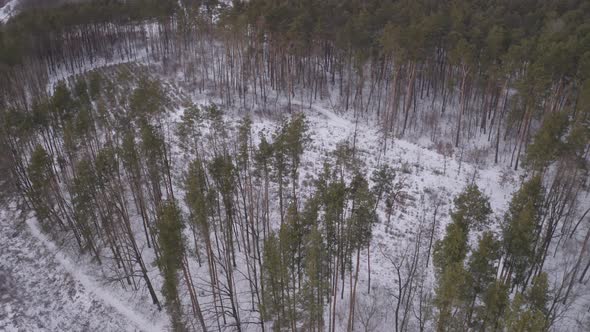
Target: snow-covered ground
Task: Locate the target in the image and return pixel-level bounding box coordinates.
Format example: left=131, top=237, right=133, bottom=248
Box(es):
left=0, top=205, right=166, bottom=331
left=0, top=90, right=520, bottom=331
left=0, top=0, right=18, bottom=23
left=0, top=58, right=588, bottom=331
left=168, top=76, right=523, bottom=330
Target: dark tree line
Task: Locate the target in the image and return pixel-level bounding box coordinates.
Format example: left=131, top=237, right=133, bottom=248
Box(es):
left=1, top=0, right=588, bottom=169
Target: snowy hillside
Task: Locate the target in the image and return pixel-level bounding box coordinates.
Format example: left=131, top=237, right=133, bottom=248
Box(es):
left=0, top=65, right=528, bottom=331
left=1, top=1, right=589, bottom=331
left=1, top=62, right=589, bottom=330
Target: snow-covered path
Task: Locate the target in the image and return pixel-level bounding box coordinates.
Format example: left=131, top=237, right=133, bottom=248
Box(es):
left=0, top=206, right=165, bottom=332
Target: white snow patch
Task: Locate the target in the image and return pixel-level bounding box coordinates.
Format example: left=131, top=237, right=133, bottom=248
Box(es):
left=0, top=0, right=18, bottom=23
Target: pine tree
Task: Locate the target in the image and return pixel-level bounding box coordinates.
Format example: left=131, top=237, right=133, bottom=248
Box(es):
left=51, top=81, right=76, bottom=124
left=480, top=281, right=510, bottom=331
left=88, top=71, right=102, bottom=101
left=452, top=184, right=493, bottom=232
left=236, top=115, right=252, bottom=170
left=466, top=232, right=500, bottom=327
left=370, top=164, right=396, bottom=211
left=185, top=158, right=211, bottom=248
left=433, top=185, right=493, bottom=330
left=177, top=105, right=203, bottom=156
left=280, top=206, right=301, bottom=330
left=501, top=176, right=544, bottom=287
left=209, top=154, right=237, bottom=265
left=504, top=273, right=550, bottom=332
left=433, top=221, right=469, bottom=273
left=156, top=201, right=187, bottom=331
left=524, top=112, right=569, bottom=172
left=254, top=133, right=274, bottom=236
left=261, top=232, right=289, bottom=330
left=71, top=158, right=101, bottom=263
left=121, top=130, right=156, bottom=250
left=302, top=224, right=327, bottom=332
left=346, top=173, right=377, bottom=331
left=209, top=154, right=242, bottom=330
left=434, top=262, right=470, bottom=331
left=272, top=113, right=310, bottom=222
left=27, top=145, right=55, bottom=225
left=140, top=120, right=166, bottom=205
left=130, top=77, right=167, bottom=117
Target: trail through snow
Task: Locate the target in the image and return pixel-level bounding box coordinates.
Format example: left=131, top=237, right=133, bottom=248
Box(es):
left=292, top=99, right=353, bottom=129
left=23, top=216, right=166, bottom=332
left=1, top=206, right=156, bottom=331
